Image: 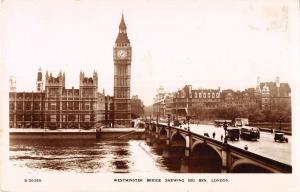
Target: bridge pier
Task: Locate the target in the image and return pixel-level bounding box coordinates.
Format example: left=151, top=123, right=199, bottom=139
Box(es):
left=221, top=146, right=229, bottom=173
left=185, top=135, right=191, bottom=157
left=155, top=124, right=159, bottom=139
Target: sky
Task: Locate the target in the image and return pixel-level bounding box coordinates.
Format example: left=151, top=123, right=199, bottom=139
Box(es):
left=1, top=0, right=299, bottom=105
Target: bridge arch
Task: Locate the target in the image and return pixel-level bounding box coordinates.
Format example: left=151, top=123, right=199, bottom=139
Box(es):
left=190, top=142, right=223, bottom=173
left=191, top=142, right=222, bottom=160
left=230, top=159, right=276, bottom=173
left=159, top=127, right=167, bottom=136
left=170, top=131, right=186, bottom=146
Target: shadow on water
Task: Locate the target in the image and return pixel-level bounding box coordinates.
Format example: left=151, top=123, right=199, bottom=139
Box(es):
left=10, top=139, right=134, bottom=173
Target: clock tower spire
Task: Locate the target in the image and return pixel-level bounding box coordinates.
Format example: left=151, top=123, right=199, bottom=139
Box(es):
left=113, top=13, right=132, bottom=127
left=115, top=13, right=130, bottom=45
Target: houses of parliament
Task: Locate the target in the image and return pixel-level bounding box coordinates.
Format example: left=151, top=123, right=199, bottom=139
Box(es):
left=9, top=14, right=132, bottom=129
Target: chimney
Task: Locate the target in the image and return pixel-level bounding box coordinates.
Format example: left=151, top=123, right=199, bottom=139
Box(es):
left=276, top=76, right=280, bottom=97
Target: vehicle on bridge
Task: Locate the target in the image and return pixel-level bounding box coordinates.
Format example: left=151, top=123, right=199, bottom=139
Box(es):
left=274, top=132, right=288, bottom=143
left=240, top=126, right=260, bottom=141
left=214, top=120, right=232, bottom=127
left=234, top=118, right=249, bottom=127
left=227, top=127, right=240, bottom=141
left=172, top=120, right=182, bottom=127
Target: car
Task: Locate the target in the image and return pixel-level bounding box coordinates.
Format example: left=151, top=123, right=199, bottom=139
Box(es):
left=172, top=120, right=181, bottom=127
left=227, top=127, right=240, bottom=141
left=274, top=132, right=288, bottom=143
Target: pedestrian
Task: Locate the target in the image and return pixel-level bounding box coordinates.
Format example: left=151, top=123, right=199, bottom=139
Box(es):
left=244, top=145, right=248, bottom=150
left=212, top=132, right=216, bottom=139
left=221, top=134, right=223, bottom=141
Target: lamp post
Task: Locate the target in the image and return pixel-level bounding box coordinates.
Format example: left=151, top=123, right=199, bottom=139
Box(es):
left=167, top=114, right=171, bottom=127
left=186, top=115, right=190, bottom=132
left=223, top=120, right=228, bottom=144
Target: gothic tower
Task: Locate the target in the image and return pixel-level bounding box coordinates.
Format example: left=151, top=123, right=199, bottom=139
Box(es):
left=36, top=68, right=44, bottom=92
left=113, top=13, right=132, bottom=127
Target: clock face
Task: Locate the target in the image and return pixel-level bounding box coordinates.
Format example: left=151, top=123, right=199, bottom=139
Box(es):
left=117, top=49, right=127, bottom=59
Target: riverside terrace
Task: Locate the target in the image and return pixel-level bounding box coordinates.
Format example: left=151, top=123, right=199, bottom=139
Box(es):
left=145, top=122, right=291, bottom=173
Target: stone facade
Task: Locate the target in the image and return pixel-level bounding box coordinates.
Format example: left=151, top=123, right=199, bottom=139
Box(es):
left=153, top=85, right=221, bottom=119
left=9, top=70, right=108, bottom=129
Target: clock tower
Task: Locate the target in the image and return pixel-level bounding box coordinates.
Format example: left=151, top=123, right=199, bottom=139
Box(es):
left=113, top=13, right=132, bottom=127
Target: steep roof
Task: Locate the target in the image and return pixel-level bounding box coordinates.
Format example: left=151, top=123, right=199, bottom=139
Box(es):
left=115, top=14, right=130, bottom=44
left=259, top=82, right=291, bottom=97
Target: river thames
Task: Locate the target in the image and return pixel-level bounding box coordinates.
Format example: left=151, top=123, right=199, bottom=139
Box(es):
left=9, top=138, right=220, bottom=174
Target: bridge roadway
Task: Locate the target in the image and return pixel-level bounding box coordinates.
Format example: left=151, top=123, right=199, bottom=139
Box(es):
left=160, top=122, right=291, bottom=166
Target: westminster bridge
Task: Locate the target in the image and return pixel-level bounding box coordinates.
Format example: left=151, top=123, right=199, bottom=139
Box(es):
left=144, top=122, right=292, bottom=173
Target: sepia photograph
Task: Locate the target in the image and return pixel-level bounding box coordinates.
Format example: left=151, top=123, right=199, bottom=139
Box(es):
left=0, top=0, right=299, bottom=191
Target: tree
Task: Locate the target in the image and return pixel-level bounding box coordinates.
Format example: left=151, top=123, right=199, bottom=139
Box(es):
left=190, top=103, right=205, bottom=120
left=131, top=96, right=145, bottom=119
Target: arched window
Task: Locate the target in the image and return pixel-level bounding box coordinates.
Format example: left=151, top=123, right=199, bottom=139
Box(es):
left=194, top=92, right=197, bottom=98
left=199, top=92, right=202, bottom=98
left=203, top=93, right=206, bottom=98
left=212, top=92, right=215, bottom=98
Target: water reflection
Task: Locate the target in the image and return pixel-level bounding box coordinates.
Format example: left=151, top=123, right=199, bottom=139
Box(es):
left=10, top=138, right=220, bottom=173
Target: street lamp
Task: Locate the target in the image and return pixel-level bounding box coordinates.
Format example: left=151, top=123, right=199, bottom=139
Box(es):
left=223, top=120, right=228, bottom=144
left=186, top=115, right=190, bottom=132
left=167, top=114, right=171, bottom=127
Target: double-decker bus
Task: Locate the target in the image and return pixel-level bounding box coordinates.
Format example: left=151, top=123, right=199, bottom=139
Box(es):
left=214, top=120, right=232, bottom=127
left=240, top=126, right=260, bottom=141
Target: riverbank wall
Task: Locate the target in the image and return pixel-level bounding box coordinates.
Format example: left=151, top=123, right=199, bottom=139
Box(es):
left=9, top=128, right=145, bottom=140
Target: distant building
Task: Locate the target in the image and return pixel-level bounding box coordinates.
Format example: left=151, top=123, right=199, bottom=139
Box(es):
left=221, top=88, right=257, bottom=108
left=9, top=69, right=107, bottom=129
left=172, top=85, right=221, bottom=117
left=153, top=85, right=221, bottom=119
left=153, top=76, right=291, bottom=120
left=153, top=86, right=166, bottom=119
left=255, top=76, right=291, bottom=110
